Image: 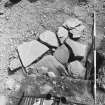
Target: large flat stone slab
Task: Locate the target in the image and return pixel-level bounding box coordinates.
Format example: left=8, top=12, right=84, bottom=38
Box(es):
left=17, top=40, right=49, bottom=67
left=65, top=38, right=88, bottom=58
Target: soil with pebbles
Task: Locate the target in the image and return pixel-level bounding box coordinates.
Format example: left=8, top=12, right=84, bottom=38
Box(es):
left=0, top=0, right=103, bottom=105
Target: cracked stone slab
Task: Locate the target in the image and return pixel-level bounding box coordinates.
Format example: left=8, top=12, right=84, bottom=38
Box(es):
left=17, top=40, right=49, bottom=67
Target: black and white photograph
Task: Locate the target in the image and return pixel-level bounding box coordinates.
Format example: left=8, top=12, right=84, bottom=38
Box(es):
left=0, top=0, right=104, bottom=105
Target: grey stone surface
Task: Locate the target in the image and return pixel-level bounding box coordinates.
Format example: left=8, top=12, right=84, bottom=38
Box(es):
left=54, top=44, right=69, bottom=65
left=39, top=30, right=59, bottom=47
left=57, top=26, right=68, bottom=43
left=17, top=40, right=49, bottom=67
left=0, top=0, right=94, bottom=105
left=9, top=58, right=21, bottom=71
left=67, top=60, right=86, bottom=78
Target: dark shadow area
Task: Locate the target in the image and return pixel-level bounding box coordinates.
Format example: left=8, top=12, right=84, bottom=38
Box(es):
left=27, top=0, right=38, bottom=3
left=9, top=0, right=22, bottom=4
left=4, top=0, right=21, bottom=8
left=78, top=0, right=88, bottom=3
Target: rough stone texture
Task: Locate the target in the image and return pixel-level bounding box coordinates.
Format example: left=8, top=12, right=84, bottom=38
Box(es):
left=0, top=0, right=94, bottom=105
left=67, top=60, right=86, bottom=78
left=17, top=40, right=49, bottom=67
left=39, top=30, right=59, bottom=47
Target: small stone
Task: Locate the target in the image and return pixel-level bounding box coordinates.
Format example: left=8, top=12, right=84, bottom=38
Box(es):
left=65, top=38, right=88, bottom=58
left=39, top=30, right=59, bottom=47
left=47, top=71, right=56, bottom=78
left=68, top=60, right=86, bottom=78
left=9, top=58, right=21, bottom=71
left=57, top=27, right=68, bottom=43
left=63, top=18, right=82, bottom=28
left=17, top=40, right=49, bottom=67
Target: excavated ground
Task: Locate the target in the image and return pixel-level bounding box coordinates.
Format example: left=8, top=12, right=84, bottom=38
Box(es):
left=0, top=0, right=104, bottom=105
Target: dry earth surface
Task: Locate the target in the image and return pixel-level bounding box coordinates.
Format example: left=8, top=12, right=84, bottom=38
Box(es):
left=0, top=0, right=104, bottom=105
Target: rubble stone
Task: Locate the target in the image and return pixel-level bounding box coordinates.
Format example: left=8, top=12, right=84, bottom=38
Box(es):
left=63, top=18, right=82, bottom=28
left=17, top=40, right=49, bottom=67
left=0, top=95, right=8, bottom=105
left=65, top=38, right=88, bottom=58
left=68, top=60, right=86, bottom=78
left=32, top=55, right=67, bottom=76
left=47, top=71, right=56, bottom=78
left=70, top=29, right=82, bottom=38
left=9, top=58, right=21, bottom=71
left=39, top=30, right=59, bottom=47
left=40, top=84, right=53, bottom=94
left=70, top=24, right=85, bottom=38
left=57, top=27, right=68, bottom=43
left=54, top=44, right=69, bottom=65
left=5, top=78, right=20, bottom=91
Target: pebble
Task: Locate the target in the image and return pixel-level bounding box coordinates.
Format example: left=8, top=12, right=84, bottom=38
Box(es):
left=17, top=40, right=49, bottom=67
left=40, top=84, right=53, bottom=94
left=39, top=30, right=59, bottom=47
